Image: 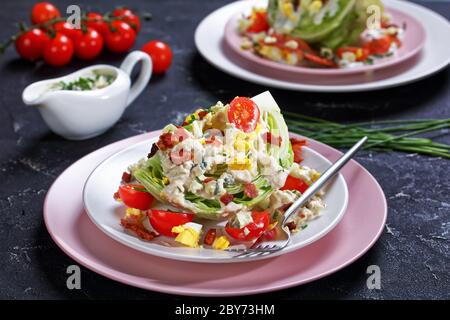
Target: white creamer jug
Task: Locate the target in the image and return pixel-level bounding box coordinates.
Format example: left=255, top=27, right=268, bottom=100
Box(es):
left=22, top=51, right=152, bottom=140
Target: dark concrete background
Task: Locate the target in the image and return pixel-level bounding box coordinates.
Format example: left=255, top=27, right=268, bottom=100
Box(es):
left=0, top=0, right=448, bottom=299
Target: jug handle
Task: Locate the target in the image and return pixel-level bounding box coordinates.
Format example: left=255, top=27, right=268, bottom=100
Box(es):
left=120, top=51, right=152, bottom=108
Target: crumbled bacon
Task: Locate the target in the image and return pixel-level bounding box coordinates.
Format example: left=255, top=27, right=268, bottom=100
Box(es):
left=290, top=138, right=307, bottom=163
left=244, top=183, right=258, bottom=198
left=263, top=132, right=282, bottom=146
left=198, top=110, right=208, bottom=119
left=120, top=217, right=157, bottom=241
left=121, top=171, right=132, bottom=183
left=220, top=193, right=234, bottom=205
left=286, top=221, right=297, bottom=231
left=156, top=132, right=175, bottom=151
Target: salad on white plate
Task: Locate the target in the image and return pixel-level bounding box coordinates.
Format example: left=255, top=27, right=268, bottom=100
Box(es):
left=114, top=92, right=326, bottom=250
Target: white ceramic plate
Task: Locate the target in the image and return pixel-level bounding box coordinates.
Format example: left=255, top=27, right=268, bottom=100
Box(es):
left=83, top=137, right=348, bottom=263
left=195, top=0, right=450, bottom=92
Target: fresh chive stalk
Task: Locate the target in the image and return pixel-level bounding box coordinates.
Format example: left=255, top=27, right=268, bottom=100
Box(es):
left=283, top=112, right=450, bottom=159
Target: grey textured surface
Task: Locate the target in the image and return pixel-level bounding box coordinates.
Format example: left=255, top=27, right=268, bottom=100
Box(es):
left=0, top=0, right=448, bottom=299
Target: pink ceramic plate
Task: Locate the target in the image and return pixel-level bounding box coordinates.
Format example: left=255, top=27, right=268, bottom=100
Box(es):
left=44, top=131, right=387, bottom=296
left=224, top=7, right=426, bottom=76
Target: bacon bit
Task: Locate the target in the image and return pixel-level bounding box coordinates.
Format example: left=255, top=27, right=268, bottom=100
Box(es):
left=220, top=193, right=234, bottom=205
left=113, top=191, right=120, bottom=200
left=203, top=177, right=215, bottom=184
left=290, top=138, right=307, bottom=163
left=120, top=217, right=157, bottom=241
left=198, top=110, right=208, bottom=119
left=156, top=132, right=175, bottom=151
left=244, top=183, right=258, bottom=198
left=148, top=143, right=158, bottom=158
left=299, top=213, right=306, bottom=219
left=203, top=228, right=217, bottom=246
left=121, top=171, right=132, bottom=183
left=262, top=132, right=282, bottom=146
left=286, top=221, right=297, bottom=231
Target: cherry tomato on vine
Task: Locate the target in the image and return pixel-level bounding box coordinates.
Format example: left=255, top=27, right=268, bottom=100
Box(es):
left=147, top=210, right=194, bottom=237
left=141, top=40, right=172, bottom=74
left=31, top=2, right=60, bottom=25
left=118, top=184, right=154, bottom=210
left=15, top=28, right=50, bottom=61
left=43, top=33, right=74, bottom=66
left=228, top=97, right=260, bottom=132
left=53, top=21, right=81, bottom=41
left=113, top=8, right=141, bottom=33
left=73, top=27, right=103, bottom=60
left=104, top=20, right=136, bottom=53
left=85, top=12, right=109, bottom=37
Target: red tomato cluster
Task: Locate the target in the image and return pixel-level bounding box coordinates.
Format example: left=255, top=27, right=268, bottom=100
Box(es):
left=14, top=2, right=142, bottom=67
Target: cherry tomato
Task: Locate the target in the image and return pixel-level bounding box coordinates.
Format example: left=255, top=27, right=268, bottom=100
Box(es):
left=118, top=184, right=154, bottom=210
left=304, top=52, right=337, bottom=68
left=15, top=28, right=50, bottom=61
left=31, top=2, right=60, bottom=25
left=281, top=175, right=309, bottom=193
left=74, top=27, right=103, bottom=60
left=43, top=33, right=74, bottom=66
left=247, top=10, right=269, bottom=33
left=225, top=211, right=270, bottom=241
left=104, top=20, right=136, bottom=53
left=228, top=97, right=260, bottom=133
left=337, top=47, right=370, bottom=62
left=141, top=40, right=172, bottom=74
left=147, top=210, right=194, bottom=237
left=113, top=8, right=141, bottom=33
left=363, top=36, right=400, bottom=55
left=85, top=12, right=109, bottom=37
left=53, top=21, right=81, bottom=41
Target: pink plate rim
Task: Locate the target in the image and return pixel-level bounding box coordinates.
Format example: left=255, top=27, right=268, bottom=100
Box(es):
left=224, top=6, right=426, bottom=76
left=43, top=131, right=387, bottom=296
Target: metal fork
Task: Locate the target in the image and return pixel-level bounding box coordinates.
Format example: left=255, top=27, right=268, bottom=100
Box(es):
left=227, top=136, right=368, bottom=259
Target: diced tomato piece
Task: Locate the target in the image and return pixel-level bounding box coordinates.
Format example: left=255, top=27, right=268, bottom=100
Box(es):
left=220, top=193, right=234, bottom=205
left=363, top=35, right=400, bottom=55
left=225, top=211, right=270, bottom=241
left=262, top=132, right=282, bottom=146
left=281, top=175, right=309, bottom=193
left=246, top=11, right=269, bottom=33
left=203, top=177, right=215, bottom=184
left=290, top=138, right=307, bottom=163
left=244, top=183, right=258, bottom=198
